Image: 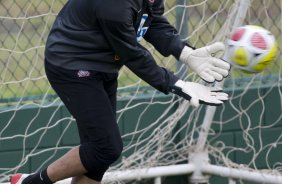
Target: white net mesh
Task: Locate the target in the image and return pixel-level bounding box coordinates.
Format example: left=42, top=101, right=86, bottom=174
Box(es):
left=0, top=0, right=282, bottom=183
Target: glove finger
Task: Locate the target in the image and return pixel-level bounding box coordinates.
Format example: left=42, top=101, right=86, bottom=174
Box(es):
left=210, top=58, right=231, bottom=70
left=211, top=66, right=230, bottom=78
left=209, top=87, right=223, bottom=92
left=199, top=71, right=216, bottom=83
left=206, top=42, right=225, bottom=55
left=207, top=70, right=224, bottom=82
left=199, top=97, right=223, bottom=106
left=211, top=92, right=229, bottom=101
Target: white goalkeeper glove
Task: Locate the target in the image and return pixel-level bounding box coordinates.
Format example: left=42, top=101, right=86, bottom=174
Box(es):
left=171, top=80, right=228, bottom=107
left=180, top=42, right=231, bottom=83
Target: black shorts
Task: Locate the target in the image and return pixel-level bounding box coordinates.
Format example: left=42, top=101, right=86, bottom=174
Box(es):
left=44, top=61, right=122, bottom=181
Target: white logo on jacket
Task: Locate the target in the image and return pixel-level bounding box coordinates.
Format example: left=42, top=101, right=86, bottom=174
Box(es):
left=137, top=14, right=149, bottom=42
left=77, top=70, right=90, bottom=78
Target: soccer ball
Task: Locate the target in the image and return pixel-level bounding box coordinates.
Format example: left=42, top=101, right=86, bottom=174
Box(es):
left=226, top=25, right=278, bottom=73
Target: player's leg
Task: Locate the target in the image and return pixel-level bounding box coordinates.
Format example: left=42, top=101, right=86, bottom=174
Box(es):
left=45, top=62, right=122, bottom=182
left=11, top=146, right=100, bottom=184
left=70, top=72, right=119, bottom=184
left=15, top=146, right=98, bottom=184
left=74, top=71, right=122, bottom=182
left=46, top=146, right=87, bottom=182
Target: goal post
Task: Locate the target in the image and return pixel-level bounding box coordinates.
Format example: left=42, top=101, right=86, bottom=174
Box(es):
left=1, top=0, right=282, bottom=184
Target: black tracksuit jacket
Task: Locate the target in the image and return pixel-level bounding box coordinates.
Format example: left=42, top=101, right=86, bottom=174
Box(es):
left=45, top=0, right=186, bottom=94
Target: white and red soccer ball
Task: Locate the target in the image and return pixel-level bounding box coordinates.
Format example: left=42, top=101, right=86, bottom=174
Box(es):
left=226, top=25, right=278, bottom=73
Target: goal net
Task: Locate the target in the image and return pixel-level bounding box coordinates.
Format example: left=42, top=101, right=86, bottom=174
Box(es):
left=0, top=0, right=282, bottom=183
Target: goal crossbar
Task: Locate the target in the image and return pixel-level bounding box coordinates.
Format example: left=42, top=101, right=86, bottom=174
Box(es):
left=202, top=164, right=282, bottom=184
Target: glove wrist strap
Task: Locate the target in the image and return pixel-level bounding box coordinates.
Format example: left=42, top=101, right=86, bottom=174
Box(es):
left=174, top=80, right=185, bottom=88
left=179, top=46, right=194, bottom=64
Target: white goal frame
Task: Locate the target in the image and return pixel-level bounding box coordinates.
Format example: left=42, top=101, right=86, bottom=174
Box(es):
left=4, top=163, right=282, bottom=184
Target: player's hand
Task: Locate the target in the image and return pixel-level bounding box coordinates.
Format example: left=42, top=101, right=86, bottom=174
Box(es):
left=170, top=80, right=229, bottom=107
left=179, top=42, right=231, bottom=83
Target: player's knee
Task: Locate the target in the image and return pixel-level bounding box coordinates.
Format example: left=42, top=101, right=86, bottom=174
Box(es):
left=80, top=135, right=123, bottom=172
left=105, top=134, right=123, bottom=163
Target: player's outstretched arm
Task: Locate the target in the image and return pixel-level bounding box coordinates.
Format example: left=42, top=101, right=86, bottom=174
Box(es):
left=179, top=42, right=231, bottom=83
left=170, top=80, right=229, bottom=107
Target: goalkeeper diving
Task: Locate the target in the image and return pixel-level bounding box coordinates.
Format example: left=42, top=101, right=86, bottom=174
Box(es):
left=11, top=0, right=230, bottom=184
